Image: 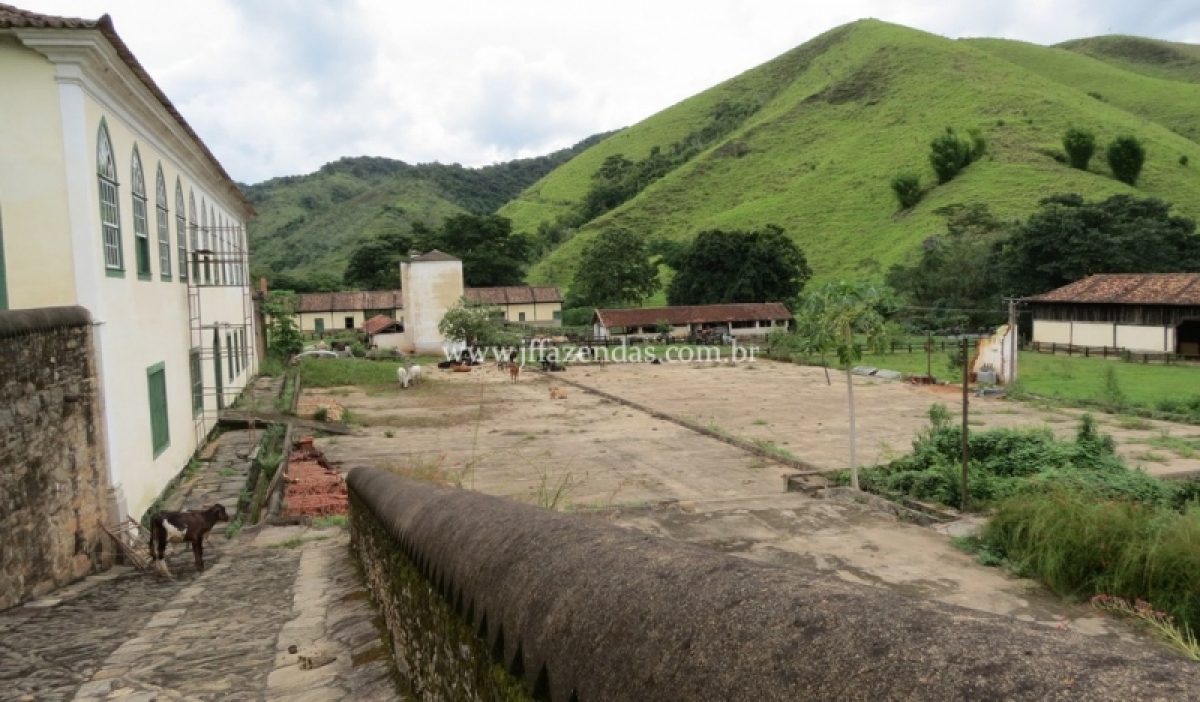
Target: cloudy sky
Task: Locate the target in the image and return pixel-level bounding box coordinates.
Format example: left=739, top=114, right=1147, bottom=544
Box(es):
left=20, top=1, right=1200, bottom=183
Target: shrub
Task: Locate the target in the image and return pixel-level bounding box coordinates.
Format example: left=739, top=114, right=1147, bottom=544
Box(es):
left=980, top=490, right=1200, bottom=634
left=890, top=173, right=923, bottom=209
left=350, top=341, right=366, bottom=358
left=1062, top=128, right=1096, bottom=170
left=1107, top=135, right=1146, bottom=185
left=1181, top=155, right=1190, bottom=167
left=929, top=127, right=985, bottom=184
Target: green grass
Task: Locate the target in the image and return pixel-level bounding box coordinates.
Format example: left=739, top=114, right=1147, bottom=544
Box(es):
left=845, top=348, right=1200, bottom=410
left=980, top=489, right=1200, bottom=635
left=311, top=515, right=348, bottom=529
left=297, top=357, right=402, bottom=388
left=1057, top=35, right=1200, bottom=85
left=502, top=20, right=1200, bottom=291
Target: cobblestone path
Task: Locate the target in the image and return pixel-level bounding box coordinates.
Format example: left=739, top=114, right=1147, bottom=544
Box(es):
left=0, top=411, right=395, bottom=701
left=0, top=528, right=393, bottom=702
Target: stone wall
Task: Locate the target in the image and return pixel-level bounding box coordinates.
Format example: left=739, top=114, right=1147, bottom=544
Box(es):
left=348, top=466, right=1200, bottom=701
left=0, top=306, right=109, bottom=611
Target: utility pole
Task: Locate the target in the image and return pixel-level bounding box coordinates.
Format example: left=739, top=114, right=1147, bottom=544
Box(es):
left=961, top=335, right=970, bottom=512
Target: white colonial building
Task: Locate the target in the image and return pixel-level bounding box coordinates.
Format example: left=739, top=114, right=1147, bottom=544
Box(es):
left=0, top=6, right=256, bottom=520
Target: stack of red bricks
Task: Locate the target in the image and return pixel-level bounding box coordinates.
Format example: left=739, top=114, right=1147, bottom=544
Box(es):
left=281, top=437, right=348, bottom=517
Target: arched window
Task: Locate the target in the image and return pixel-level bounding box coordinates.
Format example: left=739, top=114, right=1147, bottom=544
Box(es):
left=188, top=191, right=198, bottom=281
left=97, top=120, right=123, bottom=272
left=200, top=199, right=210, bottom=284
left=130, top=145, right=151, bottom=278
left=155, top=165, right=171, bottom=280
left=218, top=213, right=227, bottom=285
left=175, top=179, right=187, bottom=281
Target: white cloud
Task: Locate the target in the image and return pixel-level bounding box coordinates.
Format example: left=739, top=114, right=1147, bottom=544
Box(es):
left=15, top=1, right=1200, bottom=182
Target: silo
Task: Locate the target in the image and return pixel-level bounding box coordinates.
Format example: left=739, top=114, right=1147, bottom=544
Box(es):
left=400, top=250, right=464, bottom=355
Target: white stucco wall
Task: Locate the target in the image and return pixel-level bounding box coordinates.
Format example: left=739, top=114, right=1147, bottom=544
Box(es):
left=401, top=259, right=464, bottom=355
left=373, top=332, right=405, bottom=349
left=1116, top=324, right=1172, bottom=353
left=1070, top=322, right=1116, bottom=348
left=80, top=95, right=255, bottom=519
left=1032, top=320, right=1071, bottom=345
left=0, top=37, right=77, bottom=309
left=971, top=324, right=1017, bottom=384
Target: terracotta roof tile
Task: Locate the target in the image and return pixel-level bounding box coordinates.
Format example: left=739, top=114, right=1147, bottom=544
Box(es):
left=0, top=3, right=253, bottom=215
left=1026, top=274, right=1200, bottom=306
left=595, top=303, right=792, bottom=328
left=464, top=286, right=563, bottom=305
left=364, top=314, right=400, bottom=335
left=295, top=290, right=403, bottom=313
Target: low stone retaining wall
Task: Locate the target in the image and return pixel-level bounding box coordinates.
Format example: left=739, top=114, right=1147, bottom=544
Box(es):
left=348, top=466, right=1200, bottom=701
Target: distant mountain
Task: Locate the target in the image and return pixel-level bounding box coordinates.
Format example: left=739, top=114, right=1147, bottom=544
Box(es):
left=497, top=20, right=1200, bottom=291
left=245, top=132, right=613, bottom=282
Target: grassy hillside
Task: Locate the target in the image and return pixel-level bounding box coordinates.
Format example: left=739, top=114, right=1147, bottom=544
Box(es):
left=246, top=134, right=611, bottom=281
left=967, top=38, right=1200, bottom=141
left=1058, top=35, right=1200, bottom=84
left=502, top=20, right=1200, bottom=290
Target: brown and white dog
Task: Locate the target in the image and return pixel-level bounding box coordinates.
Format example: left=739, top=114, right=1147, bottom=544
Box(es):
left=148, top=503, right=230, bottom=577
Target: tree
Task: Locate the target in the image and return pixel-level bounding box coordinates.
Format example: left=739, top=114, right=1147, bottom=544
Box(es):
left=1107, top=135, right=1146, bottom=185
left=416, top=214, right=533, bottom=287
left=885, top=204, right=1007, bottom=331
left=996, top=193, right=1200, bottom=297
left=571, top=228, right=660, bottom=308
left=437, top=298, right=517, bottom=348
left=890, top=173, right=923, bottom=209
left=666, top=226, right=812, bottom=307
left=791, top=281, right=897, bottom=489
left=343, top=229, right=413, bottom=290
left=929, top=127, right=985, bottom=184
left=1062, top=128, right=1096, bottom=170
left=261, top=291, right=303, bottom=356
left=269, top=270, right=342, bottom=294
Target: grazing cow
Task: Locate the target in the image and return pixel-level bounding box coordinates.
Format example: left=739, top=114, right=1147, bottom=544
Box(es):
left=509, top=362, right=521, bottom=383
left=148, top=503, right=230, bottom=577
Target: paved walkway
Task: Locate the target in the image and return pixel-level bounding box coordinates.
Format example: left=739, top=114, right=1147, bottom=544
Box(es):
left=0, top=423, right=394, bottom=702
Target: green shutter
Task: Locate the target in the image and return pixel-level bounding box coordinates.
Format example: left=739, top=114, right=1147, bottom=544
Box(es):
left=315, top=318, right=324, bottom=334
left=147, top=363, right=170, bottom=457
left=190, top=348, right=202, bottom=416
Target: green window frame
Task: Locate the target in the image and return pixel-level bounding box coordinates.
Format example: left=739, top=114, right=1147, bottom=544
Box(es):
left=315, top=318, right=324, bottom=334
left=147, top=362, right=170, bottom=457
left=131, top=145, right=152, bottom=280
left=200, top=201, right=211, bottom=285
left=552, top=309, right=562, bottom=321
left=189, top=347, right=202, bottom=417
left=97, top=119, right=124, bottom=275
left=155, top=165, right=171, bottom=280
left=189, top=192, right=199, bottom=282
left=518, top=311, right=526, bottom=322
left=176, top=180, right=188, bottom=282
left=227, top=333, right=234, bottom=382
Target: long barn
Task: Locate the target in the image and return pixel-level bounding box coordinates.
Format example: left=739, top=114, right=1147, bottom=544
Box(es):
left=1025, top=273, right=1200, bottom=356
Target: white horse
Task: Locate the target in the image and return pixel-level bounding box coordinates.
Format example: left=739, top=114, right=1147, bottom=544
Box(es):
left=397, top=364, right=422, bottom=389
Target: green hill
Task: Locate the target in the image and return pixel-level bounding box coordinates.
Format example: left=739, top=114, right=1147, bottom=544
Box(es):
left=501, top=20, right=1200, bottom=291
left=245, top=133, right=611, bottom=282
left=1057, top=35, right=1200, bottom=84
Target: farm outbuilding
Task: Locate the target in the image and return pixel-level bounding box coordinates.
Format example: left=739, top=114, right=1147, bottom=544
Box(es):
left=1025, top=273, right=1200, bottom=356
left=592, top=303, right=792, bottom=339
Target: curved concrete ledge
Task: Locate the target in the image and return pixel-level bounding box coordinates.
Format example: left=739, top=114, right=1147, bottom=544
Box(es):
left=0, top=306, right=91, bottom=337
left=348, top=466, right=1200, bottom=701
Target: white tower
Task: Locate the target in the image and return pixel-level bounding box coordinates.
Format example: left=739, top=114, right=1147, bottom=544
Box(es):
left=399, top=250, right=464, bottom=354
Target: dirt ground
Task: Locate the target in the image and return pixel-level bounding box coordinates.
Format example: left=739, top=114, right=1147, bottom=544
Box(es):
left=309, top=359, right=1200, bottom=647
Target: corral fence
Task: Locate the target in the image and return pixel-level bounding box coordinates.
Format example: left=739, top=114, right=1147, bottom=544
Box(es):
left=1024, top=341, right=1200, bottom=365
